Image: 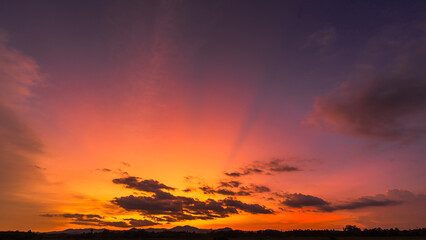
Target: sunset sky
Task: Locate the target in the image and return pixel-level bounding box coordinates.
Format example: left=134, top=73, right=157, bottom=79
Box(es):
left=1, top=0, right=426, bottom=232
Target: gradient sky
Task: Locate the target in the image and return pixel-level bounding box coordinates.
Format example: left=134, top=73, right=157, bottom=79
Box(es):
left=1, top=0, right=426, bottom=232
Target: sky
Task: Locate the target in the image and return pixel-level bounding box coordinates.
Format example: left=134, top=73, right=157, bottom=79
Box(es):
left=0, top=0, right=426, bottom=232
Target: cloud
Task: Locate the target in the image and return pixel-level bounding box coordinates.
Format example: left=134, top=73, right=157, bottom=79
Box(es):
left=121, top=161, right=131, bottom=167
left=355, top=189, right=426, bottom=229
left=219, top=181, right=242, bottom=188
left=306, top=27, right=336, bottom=49
left=267, top=159, right=301, bottom=173
left=199, top=184, right=269, bottom=196
left=307, top=77, right=426, bottom=140
left=214, top=189, right=239, bottom=196
left=0, top=36, right=42, bottom=108
left=199, top=186, right=249, bottom=196
left=126, top=219, right=158, bottom=227
left=221, top=198, right=274, bottom=214
left=41, top=213, right=158, bottom=228
left=251, top=185, right=271, bottom=193
left=225, top=168, right=263, bottom=177
left=279, top=190, right=411, bottom=212
left=199, top=186, right=216, bottom=194
left=112, top=195, right=233, bottom=222
left=0, top=105, right=44, bottom=194
left=112, top=176, right=175, bottom=194
left=306, top=22, right=426, bottom=141
left=0, top=33, right=44, bottom=193
left=112, top=194, right=273, bottom=222
left=321, top=197, right=400, bottom=212
left=98, top=168, right=112, bottom=172
left=224, top=159, right=301, bottom=177
left=111, top=175, right=273, bottom=223
left=280, top=193, right=329, bottom=208
left=0, top=31, right=47, bottom=229
left=41, top=213, right=102, bottom=219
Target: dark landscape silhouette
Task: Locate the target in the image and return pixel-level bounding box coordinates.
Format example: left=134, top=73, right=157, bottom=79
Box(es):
left=2, top=225, right=426, bottom=240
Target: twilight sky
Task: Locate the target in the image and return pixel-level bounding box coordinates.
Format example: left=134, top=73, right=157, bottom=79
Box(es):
left=0, top=0, right=426, bottom=231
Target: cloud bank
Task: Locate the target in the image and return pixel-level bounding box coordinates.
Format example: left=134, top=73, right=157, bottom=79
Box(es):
left=279, top=189, right=421, bottom=213
left=307, top=77, right=426, bottom=140
left=111, top=176, right=273, bottom=223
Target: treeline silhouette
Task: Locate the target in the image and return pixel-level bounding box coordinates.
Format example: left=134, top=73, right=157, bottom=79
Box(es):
left=1, top=226, right=426, bottom=240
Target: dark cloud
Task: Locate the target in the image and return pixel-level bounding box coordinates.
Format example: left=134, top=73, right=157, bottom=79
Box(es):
left=184, top=176, right=194, bottom=182
left=126, top=219, right=158, bottom=227
left=112, top=177, right=274, bottom=223
left=199, top=183, right=269, bottom=196
left=251, top=185, right=271, bottom=193
left=235, top=190, right=252, bottom=196
left=219, top=181, right=241, bottom=188
left=356, top=189, right=426, bottom=229
left=280, top=190, right=407, bottom=212
left=41, top=213, right=129, bottom=227
left=200, top=186, right=249, bottom=196
left=199, top=186, right=216, bottom=194
left=118, top=169, right=129, bottom=176
left=113, top=194, right=273, bottom=222
left=224, top=159, right=300, bottom=177
left=110, top=176, right=272, bottom=223
left=215, top=189, right=238, bottom=196
left=224, top=172, right=242, bottom=177
left=98, top=168, right=112, bottom=172
left=121, top=161, right=131, bottom=167
left=307, top=77, right=426, bottom=140
left=280, top=193, right=329, bottom=208
left=41, top=213, right=102, bottom=219
left=225, top=168, right=263, bottom=177
left=41, top=213, right=158, bottom=228
left=71, top=219, right=131, bottom=228
left=221, top=198, right=274, bottom=214
left=113, top=176, right=175, bottom=194
left=113, top=194, right=181, bottom=215
left=267, top=159, right=301, bottom=172
left=320, top=197, right=400, bottom=212
left=112, top=195, right=234, bottom=222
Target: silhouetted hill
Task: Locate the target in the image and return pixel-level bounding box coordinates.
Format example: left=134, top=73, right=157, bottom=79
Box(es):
left=214, top=227, right=233, bottom=232
left=46, top=228, right=108, bottom=234
left=170, top=225, right=212, bottom=233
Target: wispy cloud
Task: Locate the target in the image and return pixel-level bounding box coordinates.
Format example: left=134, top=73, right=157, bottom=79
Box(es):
left=0, top=31, right=46, bottom=225
left=224, top=159, right=301, bottom=177
left=307, top=27, right=336, bottom=48
left=41, top=213, right=157, bottom=228
left=0, top=34, right=42, bottom=108
left=121, top=161, right=131, bottom=167
left=200, top=183, right=270, bottom=197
